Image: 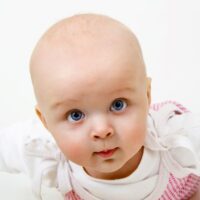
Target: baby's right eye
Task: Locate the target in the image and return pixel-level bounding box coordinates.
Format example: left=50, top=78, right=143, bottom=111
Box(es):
left=67, top=109, right=85, bottom=122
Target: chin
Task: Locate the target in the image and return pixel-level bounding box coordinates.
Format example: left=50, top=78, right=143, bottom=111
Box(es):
left=98, top=160, right=125, bottom=173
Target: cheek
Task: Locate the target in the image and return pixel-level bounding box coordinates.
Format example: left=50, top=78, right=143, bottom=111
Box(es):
left=124, top=124, right=146, bottom=143
left=118, top=113, right=147, bottom=145
left=55, top=133, right=89, bottom=163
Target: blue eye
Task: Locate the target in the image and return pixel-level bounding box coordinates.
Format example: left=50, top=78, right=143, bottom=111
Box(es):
left=111, top=99, right=127, bottom=112
left=68, top=110, right=85, bottom=122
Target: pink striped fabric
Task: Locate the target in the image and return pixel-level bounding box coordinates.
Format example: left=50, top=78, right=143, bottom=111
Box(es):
left=65, top=190, right=82, bottom=200
left=150, top=100, right=189, bottom=113
left=64, top=101, right=200, bottom=200
left=159, top=173, right=200, bottom=200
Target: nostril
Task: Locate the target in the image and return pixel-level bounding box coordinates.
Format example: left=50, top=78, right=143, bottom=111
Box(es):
left=107, top=132, right=111, bottom=137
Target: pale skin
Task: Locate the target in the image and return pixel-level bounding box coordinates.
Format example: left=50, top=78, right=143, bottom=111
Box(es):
left=29, top=14, right=199, bottom=198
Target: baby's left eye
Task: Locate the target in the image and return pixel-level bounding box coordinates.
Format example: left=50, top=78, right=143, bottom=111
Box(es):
left=110, top=99, right=127, bottom=112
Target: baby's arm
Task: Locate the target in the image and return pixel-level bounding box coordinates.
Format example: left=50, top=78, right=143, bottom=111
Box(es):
left=0, top=118, right=63, bottom=198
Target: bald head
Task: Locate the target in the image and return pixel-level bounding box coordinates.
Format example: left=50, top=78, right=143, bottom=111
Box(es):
left=30, top=13, right=147, bottom=111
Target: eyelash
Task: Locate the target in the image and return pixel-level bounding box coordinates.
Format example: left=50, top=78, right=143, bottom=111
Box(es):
left=66, top=98, right=128, bottom=123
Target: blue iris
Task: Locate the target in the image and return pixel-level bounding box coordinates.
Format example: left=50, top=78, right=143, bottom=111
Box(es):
left=111, top=99, right=127, bottom=112
left=68, top=110, right=84, bottom=122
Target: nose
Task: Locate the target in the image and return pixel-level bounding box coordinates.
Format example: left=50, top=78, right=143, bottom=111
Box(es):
left=90, top=115, right=114, bottom=140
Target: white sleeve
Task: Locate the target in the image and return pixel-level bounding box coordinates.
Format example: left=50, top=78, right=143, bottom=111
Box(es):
left=0, top=120, right=34, bottom=173
left=147, top=102, right=200, bottom=177
left=168, top=112, right=200, bottom=164
left=0, top=118, right=68, bottom=199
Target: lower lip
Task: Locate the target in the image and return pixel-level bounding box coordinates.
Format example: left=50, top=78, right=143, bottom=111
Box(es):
left=96, top=148, right=118, bottom=158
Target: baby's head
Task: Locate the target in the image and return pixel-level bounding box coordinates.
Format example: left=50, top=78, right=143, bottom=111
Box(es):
left=30, top=14, right=151, bottom=179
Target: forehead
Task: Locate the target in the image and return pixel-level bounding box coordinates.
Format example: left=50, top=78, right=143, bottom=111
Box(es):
left=31, top=16, right=145, bottom=109
left=45, top=47, right=141, bottom=104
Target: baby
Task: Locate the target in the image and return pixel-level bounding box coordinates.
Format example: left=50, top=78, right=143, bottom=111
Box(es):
left=1, top=13, right=200, bottom=200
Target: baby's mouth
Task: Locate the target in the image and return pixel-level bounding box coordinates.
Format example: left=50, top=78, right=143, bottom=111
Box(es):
left=95, top=147, right=118, bottom=158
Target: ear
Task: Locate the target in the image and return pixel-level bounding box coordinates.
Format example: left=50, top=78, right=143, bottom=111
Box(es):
left=146, top=77, right=151, bottom=106
left=35, top=105, right=48, bottom=129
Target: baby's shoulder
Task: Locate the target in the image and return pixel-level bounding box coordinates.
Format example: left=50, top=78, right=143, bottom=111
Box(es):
left=150, top=100, right=189, bottom=119
left=148, top=100, right=200, bottom=143
left=146, top=100, right=200, bottom=178
left=148, top=100, right=199, bottom=135
left=22, top=117, right=72, bottom=198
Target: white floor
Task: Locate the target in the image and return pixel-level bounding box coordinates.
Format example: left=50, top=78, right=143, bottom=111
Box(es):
left=0, top=172, right=63, bottom=200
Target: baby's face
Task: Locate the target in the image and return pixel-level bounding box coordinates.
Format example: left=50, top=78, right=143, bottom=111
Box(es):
left=32, top=14, right=151, bottom=179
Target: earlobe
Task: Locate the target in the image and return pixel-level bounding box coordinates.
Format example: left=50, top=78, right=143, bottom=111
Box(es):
left=146, top=77, right=151, bottom=106
left=35, top=105, right=48, bottom=129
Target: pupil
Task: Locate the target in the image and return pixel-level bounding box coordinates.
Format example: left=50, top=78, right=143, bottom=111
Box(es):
left=72, top=111, right=81, bottom=120
left=114, top=100, right=123, bottom=109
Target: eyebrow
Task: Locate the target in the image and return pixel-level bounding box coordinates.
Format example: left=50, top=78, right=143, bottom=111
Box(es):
left=50, top=98, right=80, bottom=110
left=109, top=87, right=134, bottom=95
left=50, top=87, right=135, bottom=110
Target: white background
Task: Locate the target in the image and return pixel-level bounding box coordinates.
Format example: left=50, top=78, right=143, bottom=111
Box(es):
left=0, top=1, right=200, bottom=199
left=0, top=0, right=200, bottom=128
